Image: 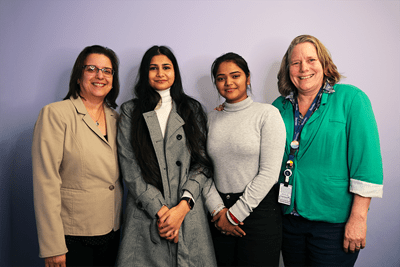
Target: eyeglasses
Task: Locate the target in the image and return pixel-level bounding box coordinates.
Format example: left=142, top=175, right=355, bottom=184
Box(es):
left=83, top=65, right=114, bottom=77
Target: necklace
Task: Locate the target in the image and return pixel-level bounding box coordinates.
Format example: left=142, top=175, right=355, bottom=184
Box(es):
left=82, top=98, right=104, bottom=126
left=94, top=105, right=104, bottom=126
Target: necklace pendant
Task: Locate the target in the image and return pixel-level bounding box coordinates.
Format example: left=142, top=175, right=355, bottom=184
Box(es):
left=96, top=121, right=99, bottom=126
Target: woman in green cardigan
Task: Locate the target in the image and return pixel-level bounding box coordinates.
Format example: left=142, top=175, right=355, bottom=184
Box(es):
left=272, top=35, right=383, bottom=267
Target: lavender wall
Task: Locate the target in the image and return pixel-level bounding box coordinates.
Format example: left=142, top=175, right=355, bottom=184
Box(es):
left=1, top=0, right=399, bottom=266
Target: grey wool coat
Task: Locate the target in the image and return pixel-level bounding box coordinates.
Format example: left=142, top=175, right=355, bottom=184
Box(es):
left=116, top=99, right=217, bottom=267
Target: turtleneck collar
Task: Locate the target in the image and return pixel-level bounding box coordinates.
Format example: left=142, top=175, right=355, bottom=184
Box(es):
left=156, top=88, right=171, bottom=99
left=155, top=88, right=172, bottom=110
left=223, top=96, right=253, bottom=112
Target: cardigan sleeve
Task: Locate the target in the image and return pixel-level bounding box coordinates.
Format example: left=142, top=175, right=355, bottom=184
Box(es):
left=347, top=89, right=383, bottom=197
left=32, top=105, right=68, bottom=258
left=117, top=102, right=166, bottom=218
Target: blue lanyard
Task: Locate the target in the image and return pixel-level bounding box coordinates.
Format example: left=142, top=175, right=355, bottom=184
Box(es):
left=285, top=89, right=323, bottom=183
left=293, top=91, right=320, bottom=142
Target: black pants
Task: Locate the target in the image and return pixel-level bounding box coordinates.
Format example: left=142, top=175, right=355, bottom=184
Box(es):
left=282, top=215, right=359, bottom=267
left=65, top=230, right=120, bottom=267
left=210, top=184, right=282, bottom=267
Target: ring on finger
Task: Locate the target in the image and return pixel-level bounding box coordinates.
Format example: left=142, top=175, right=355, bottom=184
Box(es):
left=221, top=231, right=226, bottom=234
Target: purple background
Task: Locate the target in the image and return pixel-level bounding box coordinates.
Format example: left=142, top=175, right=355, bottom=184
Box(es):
left=1, top=0, right=399, bottom=266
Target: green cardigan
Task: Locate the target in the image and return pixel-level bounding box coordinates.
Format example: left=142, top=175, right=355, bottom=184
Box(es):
left=272, top=84, right=383, bottom=223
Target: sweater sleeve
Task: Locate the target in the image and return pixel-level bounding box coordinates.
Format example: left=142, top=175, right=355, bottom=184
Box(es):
left=347, top=89, right=383, bottom=197
left=230, top=107, right=286, bottom=222
left=202, top=177, right=225, bottom=215
left=117, top=102, right=166, bottom=218
left=32, top=105, right=68, bottom=258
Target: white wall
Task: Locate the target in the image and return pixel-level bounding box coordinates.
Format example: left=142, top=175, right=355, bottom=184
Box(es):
left=1, top=0, right=399, bottom=266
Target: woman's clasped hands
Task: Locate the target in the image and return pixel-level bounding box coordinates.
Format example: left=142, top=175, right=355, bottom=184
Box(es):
left=157, top=200, right=191, bottom=243
left=212, top=208, right=246, bottom=237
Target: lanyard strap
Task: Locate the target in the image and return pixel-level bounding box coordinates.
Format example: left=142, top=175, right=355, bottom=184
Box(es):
left=284, top=89, right=323, bottom=185
left=293, top=88, right=322, bottom=142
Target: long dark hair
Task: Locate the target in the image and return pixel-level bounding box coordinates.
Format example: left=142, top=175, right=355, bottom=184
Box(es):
left=64, top=45, right=120, bottom=108
left=130, top=45, right=213, bottom=192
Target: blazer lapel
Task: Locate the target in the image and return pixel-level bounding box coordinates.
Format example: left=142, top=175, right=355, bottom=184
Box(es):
left=70, top=96, right=110, bottom=146
left=104, top=106, right=117, bottom=149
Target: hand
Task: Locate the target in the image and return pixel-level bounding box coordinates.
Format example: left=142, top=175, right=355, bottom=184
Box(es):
left=343, top=215, right=367, bottom=253
left=211, top=208, right=246, bottom=237
left=157, top=205, right=170, bottom=219
left=343, top=195, right=370, bottom=253
left=45, top=254, right=66, bottom=267
left=158, top=200, right=190, bottom=243
left=214, top=104, right=225, bottom=111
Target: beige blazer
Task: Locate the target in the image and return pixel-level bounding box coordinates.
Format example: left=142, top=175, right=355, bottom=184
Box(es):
left=32, top=96, right=122, bottom=258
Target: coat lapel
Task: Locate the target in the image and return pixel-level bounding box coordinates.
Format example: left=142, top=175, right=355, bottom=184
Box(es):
left=165, top=103, right=185, bottom=141
left=165, top=105, right=186, bottom=192
left=70, top=96, right=111, bottom=146
left=143, top=110, right=170, bottom=198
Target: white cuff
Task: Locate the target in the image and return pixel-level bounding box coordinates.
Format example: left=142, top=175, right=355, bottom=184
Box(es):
left=182, top=190, right=195, bottom=203
left=350, top=178, right=383, bottom=198
left=211, top=203, right=225, bottom=217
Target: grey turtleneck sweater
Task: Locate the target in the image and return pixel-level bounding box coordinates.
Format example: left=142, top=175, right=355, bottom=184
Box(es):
left=205, top=97, right=286, bottom=222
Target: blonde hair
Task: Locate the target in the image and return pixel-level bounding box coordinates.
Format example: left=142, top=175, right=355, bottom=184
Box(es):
left=277, top=35, right=342, bottom=96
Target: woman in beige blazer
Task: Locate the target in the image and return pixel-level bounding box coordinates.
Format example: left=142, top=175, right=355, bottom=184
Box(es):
left=32, top=45, right=123, bottom=267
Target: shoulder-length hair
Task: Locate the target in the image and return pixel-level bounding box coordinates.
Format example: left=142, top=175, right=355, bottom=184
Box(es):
left=130, top=46, right=213, bottom=192
left=64, top=45, right=120, bottom=108
left=277, top=35, right=342, bottom=97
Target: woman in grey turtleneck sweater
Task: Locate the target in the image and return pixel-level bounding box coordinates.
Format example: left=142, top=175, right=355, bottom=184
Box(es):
left=204, top=52, right=286, bottom=267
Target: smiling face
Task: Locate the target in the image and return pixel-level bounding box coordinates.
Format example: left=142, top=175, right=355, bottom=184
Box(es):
left=215, top=61, right=250, bottom=104
left=289, top=42, right=324, bottom=97
left=78, top=53, right=113, bottom=101
left=148, top=55, right=175, bottom=91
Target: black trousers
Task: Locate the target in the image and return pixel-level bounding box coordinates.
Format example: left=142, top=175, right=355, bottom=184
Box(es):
left=210, top=183, right=282, bottom=267
left=65, top=230, right=120, bottom=267
left=282, top=215, right=359, bottom=267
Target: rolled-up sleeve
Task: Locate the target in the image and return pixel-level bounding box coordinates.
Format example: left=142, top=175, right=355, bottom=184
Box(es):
left=347, top=90, right=383, bottom=198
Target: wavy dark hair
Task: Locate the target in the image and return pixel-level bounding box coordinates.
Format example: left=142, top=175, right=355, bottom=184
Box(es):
left=64, top=45, right=120, bottom=108
left=277, top=35, right=342, bottom=97
left=211, top=52, right=252, bottom=93
left=130, top=45, right=213, bottom=192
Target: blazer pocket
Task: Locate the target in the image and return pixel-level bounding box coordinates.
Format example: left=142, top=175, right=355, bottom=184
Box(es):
left=60, top=187, right=114, bottom=235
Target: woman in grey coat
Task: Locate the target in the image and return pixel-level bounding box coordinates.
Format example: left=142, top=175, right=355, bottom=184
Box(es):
left=116, top=46, right=217, bottom=267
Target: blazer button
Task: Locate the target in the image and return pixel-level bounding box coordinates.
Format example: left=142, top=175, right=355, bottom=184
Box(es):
left=176, top=134, right=182, bottom=140
left=109, top=185, right=115, bottom=190
left=176, top=161, right=182, bottom=166
left=226, top=194, right=230, bottom=199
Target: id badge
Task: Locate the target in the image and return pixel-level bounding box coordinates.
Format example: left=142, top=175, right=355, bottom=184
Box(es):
left=278, top=183, right=292, bottom=205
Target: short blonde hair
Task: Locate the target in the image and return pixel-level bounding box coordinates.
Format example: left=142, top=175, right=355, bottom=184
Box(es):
left=277, top=35, right=342, bottom=96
